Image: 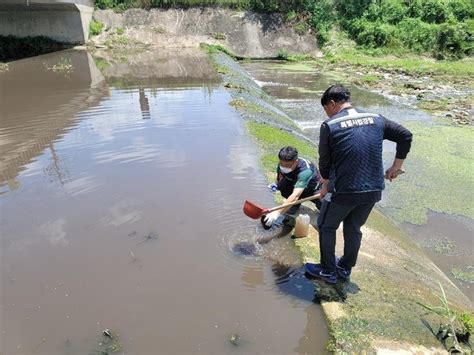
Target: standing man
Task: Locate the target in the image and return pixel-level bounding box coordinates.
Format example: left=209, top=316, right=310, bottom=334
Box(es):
left=305, top=85, right=412, bottom=284
left=263, top=146, right=322, bottom=228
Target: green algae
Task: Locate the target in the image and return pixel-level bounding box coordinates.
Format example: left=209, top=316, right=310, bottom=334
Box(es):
left=423, top=235, right=457, bottom=255
left=382, top=121, right=474, bottom=225
left=271, top=62, right=315, bottom=73
left=326, top=317, right=373, bottom=353
left=293, top=237, right=320, bottom=263
left=288, top=86, right=323, bottom=94
left=451, top=267, right=474, bottom=283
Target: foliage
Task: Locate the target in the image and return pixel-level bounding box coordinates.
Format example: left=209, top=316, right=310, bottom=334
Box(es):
left=436, top=20, right=473, bottom=58
left=276, top=48, right=289, bottom=60
left=417, top=283, right=471, bottom=353
left=459, top=312, right=474, bottom=333
left=324, top=32, right=474, bottom=76
left=89, top=19, right=105, bottom=36
left=95, top=0, right=252, bottom=10
left=200, top=43, right=242, bottom=59
left=307, top=0, right=335, bottom=45
left=338, top=0, right=473, bottom=58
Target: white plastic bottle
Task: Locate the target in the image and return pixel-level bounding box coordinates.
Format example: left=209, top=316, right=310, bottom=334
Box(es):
left=294, top=214, right=310, bottom=238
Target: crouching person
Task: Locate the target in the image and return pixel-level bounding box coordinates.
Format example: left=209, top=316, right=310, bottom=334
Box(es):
left=263, top=146, right=322, bottom=228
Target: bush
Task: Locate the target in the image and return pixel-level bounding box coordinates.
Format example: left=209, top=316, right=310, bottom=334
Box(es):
left=350, top=19, right=397, bottom=48
left=364, top=0, right=407, bottom=25
left=276, top=48, right=289, bottom=59
left=420, top=0, right=450, bottom=24
left=89, top=19, right=105, bottom=36
left=448, top=0, right=474, bottom=21
left=308, top=0, right=335, bottom=46
left=396, top=18, right=438, bottom=53
left=435, top=20, right=472, bottom=58
left=333, top=0, right=372, bottom=20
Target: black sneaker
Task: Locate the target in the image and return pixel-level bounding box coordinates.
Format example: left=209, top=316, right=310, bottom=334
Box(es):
left=304, top=263, right=337, bottom=284
left=336, top=257, right=351, bottom=281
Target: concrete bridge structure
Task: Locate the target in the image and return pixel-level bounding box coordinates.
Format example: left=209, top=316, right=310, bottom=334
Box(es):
left=0, top=0, right=94, bottom=43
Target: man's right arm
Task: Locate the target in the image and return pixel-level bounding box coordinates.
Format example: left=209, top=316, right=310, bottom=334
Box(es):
left=383, top=118, right=413, bottom=181
left=383, top=118, right=412, bottom=160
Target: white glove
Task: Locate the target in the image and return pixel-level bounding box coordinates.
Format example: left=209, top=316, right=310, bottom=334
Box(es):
left=264, top=211, right=280, bottom=227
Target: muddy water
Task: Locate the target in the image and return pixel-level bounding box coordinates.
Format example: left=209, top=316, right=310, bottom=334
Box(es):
left=242, top=61, right=473, bottom=301
left=0, top=50, right=330, bottom=354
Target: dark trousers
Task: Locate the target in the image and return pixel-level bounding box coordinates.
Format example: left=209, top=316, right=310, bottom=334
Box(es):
left=277, top=177, right=321, bottom=214
left=317, top=199, right=375, bottom=272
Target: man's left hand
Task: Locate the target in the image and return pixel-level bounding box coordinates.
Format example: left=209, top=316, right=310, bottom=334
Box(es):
left=385, top=167, right=405, bottom=181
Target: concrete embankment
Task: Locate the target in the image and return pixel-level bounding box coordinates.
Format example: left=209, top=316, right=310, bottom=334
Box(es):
left=211, top=51, right=473, bottom=353
left=92, top=8, right=322, bottom=59
left=0, top=0, right=93, bottom=44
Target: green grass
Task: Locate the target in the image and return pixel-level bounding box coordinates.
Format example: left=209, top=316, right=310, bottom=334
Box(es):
left=323, top=32, right=474, bottom=77
left=212, top=32, right=226, bottom=40
left=328, top=47, right=474, bottom=77
left=458, top=312, right=474, bottom=333
left=89, top=19, right=105, bottom=36
left=93, top=57, right=111, bottom=71
left=200, top=43, right=242, bottom=59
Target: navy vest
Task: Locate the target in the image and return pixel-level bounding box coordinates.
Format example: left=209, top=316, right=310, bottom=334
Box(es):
left=326, top=108, right=385, bottom=193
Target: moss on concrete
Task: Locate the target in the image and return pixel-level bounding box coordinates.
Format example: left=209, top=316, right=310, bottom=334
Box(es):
left=246, top=121, right=317, bottom=171
left=382, top=121, right=474, bottom=224
left=294, top=219, right=472, bottom=353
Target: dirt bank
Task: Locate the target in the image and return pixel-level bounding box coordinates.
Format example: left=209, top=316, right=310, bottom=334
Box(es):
left=91, top=8, right=322, bottom=59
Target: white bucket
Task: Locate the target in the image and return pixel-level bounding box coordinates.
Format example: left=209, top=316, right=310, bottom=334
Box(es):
left=294, top=214, right=310, bottom=238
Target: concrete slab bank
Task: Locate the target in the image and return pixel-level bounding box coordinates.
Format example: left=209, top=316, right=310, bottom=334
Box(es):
left=294, top=211, right=472, bottom=353
left=93, top=8, right=322, bottom=59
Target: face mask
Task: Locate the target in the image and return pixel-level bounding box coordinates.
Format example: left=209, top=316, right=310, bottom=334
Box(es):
left=280, top=165, right=293, bottom=174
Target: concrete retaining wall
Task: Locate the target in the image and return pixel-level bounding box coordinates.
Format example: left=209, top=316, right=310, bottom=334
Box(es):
left=0, top=1, right=93, bottom=43
left=93, top=8, right=322, bottom=58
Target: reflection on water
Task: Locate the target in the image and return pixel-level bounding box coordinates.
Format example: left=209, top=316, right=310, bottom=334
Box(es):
left=0, top=50, right=108, bottom=191
left=138, top=88, right=151, bottom=120
left=1, top=50, right=328, bottom=354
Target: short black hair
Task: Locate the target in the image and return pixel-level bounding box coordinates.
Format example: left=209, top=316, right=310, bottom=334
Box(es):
left=321, top=84, right=351, bottom=106
left=278, top=146, right=298, bottom=161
